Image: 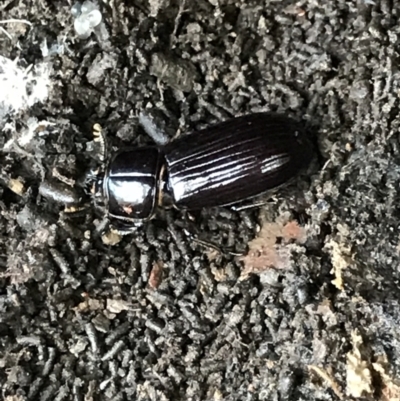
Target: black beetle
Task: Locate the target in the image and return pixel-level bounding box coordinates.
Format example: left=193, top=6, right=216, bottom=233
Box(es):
left=91, top=112, right=313, bottom=233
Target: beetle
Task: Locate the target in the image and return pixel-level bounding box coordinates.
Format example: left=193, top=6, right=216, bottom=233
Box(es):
left=90, top=112, right=314, bottom=234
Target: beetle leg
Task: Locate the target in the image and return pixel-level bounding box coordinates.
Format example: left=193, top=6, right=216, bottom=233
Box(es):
left=92, top=217, right=131, bottom=243
left=91, top=216, right=111, bottom=237
left=109, top=226, right=137, bottom=236
left=177, top=213, right=244, bottom=256
left=184, top=231, right=243, bottom=256
left=228, top=187, right=286, bottom=211
left=52, top=167, right=76, bottom=187
left=230, top=199, right=273, bottom=212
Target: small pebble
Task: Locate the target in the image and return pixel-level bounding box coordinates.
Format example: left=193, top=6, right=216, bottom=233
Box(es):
left=72, top=1, right=102, bottom=39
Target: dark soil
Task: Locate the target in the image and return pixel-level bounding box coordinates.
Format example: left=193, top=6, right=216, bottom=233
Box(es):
left=1, top=1, right=400, bottom=400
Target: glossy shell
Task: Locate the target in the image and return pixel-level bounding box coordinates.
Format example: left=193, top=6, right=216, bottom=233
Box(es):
left=163, top=112, right=313, bottom=210
left=105, top=147, right=161, bottom=221
left=101, top=112, right=313, bottom=226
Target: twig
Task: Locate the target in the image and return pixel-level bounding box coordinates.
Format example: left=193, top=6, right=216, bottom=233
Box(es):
left=0, top=19, right=32, bottom=26
left=0, top=26, right=12, bottom=40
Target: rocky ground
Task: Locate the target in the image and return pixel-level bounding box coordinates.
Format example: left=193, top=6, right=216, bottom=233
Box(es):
left=1, top=0, right=400, bottom=400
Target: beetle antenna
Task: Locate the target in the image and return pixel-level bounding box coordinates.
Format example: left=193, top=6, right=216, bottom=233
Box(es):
left=92, top=123, right=108, bottom=162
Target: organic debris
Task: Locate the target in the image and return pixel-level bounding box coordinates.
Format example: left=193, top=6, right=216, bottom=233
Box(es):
left=239, top=214, right=307, bottom=279
left=346, top=330, right=373, bottom=398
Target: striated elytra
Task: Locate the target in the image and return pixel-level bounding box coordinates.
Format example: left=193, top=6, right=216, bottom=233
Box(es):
left=93, top=112, right=314, bottom=232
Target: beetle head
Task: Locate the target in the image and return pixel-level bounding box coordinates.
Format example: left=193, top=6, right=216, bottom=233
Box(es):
left=83, top=167, right=106, bottom=211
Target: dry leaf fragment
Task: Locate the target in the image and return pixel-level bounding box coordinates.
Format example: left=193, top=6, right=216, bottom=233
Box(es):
left=325, top=239, right=353, bottom=290
left=239, top=216, right=307, bottom=279
left=149, top=261, right=164, bottom=289
left=346, top=330, right=373, bottom=397
left=308, top=365, right=343, bottom=399
left=101, top=230, right=122, bottom=246
left=282, top=220, right=307, bottom=243
left=106, top=299, right=130, bottom=314
left=74, top=293, right=104, bottom=313
left=373, top=361, right=400, bottom=401
left=8, top=178, right=24, bottom=195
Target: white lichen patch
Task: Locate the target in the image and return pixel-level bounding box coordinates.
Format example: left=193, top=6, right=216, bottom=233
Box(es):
left=0, top=56, right=51, bottom=120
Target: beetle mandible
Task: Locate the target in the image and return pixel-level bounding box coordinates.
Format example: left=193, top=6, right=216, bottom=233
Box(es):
left=90, top=112, right=314, bottom=233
